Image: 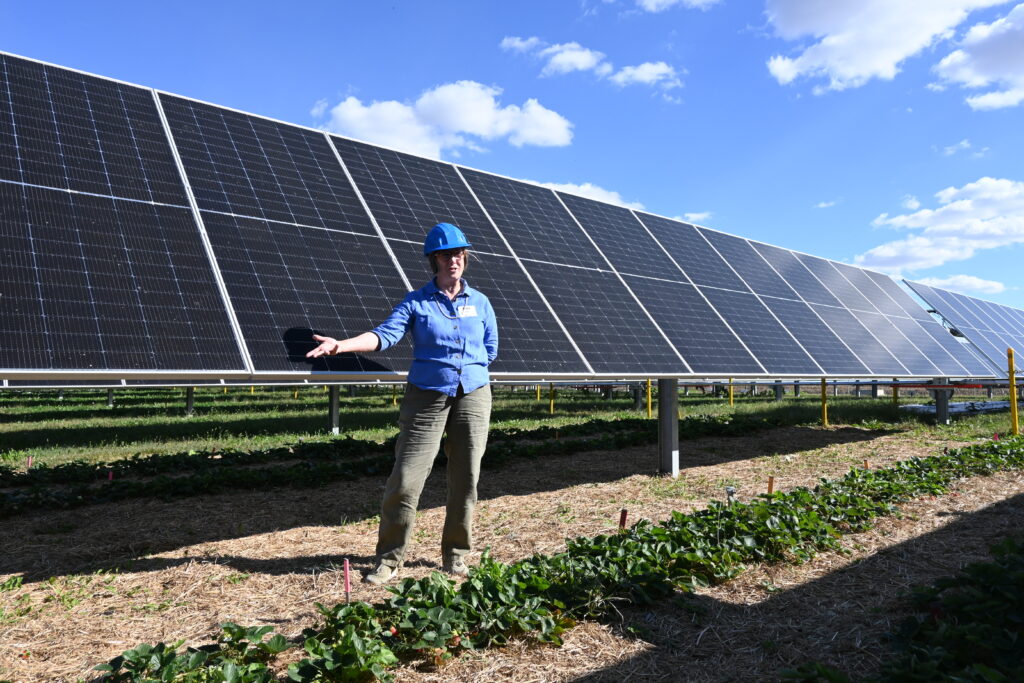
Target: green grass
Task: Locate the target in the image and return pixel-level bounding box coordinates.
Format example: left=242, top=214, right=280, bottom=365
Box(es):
left=0, top=385, right=1017, bottom=469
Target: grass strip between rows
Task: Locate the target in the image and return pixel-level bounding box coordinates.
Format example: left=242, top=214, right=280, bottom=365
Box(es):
left=89, top=436, right=1024, bottom=682
left=0, top=413, right=784, bottom=518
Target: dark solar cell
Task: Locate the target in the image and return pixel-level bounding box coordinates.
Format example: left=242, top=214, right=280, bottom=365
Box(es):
left=698, top=288, right=820, bottom=374
left=810, top=305, right=908, bottom=375
left=201, top=211, right=412, bottom=373
left=636, top=213, right=748, bottom=291
left=832, top=263, right=907, bottom=317
left=557, top=193, right=685, bottom=281
left=160, top=95, right=373, bottom=233
left=698, top=230, right=798, bottom=299
left=623, top=276, right=762, bottom=373
left=795, top=254, right=877, bottom=312
left=863, top=271, right=933, bottom=321
left=0, top=183, right=242, bottom=371
left=749, top=242, right=842, bottom=306
left=460, top=169, right=605, bottom=269
left=332, top=137, right=511, bottom=256
left=0, top=54, right=188, bottom=204
left=522, top=262, right=686, bottom=374
left=760, top=297, right=868, bottom=374
left=849, top=310, right=939, bottom=375
left=387, top=240, right=588, bottom=374
left=885, top=315, right=970, bottom=376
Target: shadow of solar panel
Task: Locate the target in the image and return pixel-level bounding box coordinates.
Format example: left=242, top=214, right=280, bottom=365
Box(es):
left=331, top=137, right=512, bottom=256
left=0, top=183, right=243, bottom=371
left=387, top=240, right=588, bottom=374
left=161, top=95, right=373, bottom=233
left=623, top=276, right=762, bottom=374
left=634, top=214, right=749, bottom=292
left=698, top=287, right=820, bottom=374
left=201, top=211, right=412, bottom=373
left=0, top=54, right=189, bottom=205
left=459, top=169, right=606, bottom=270
left=557, top=193, right=685, bottom=281
left=759, top=297, right=868, bottom=374
left=523, top=262, right=685, bottom=374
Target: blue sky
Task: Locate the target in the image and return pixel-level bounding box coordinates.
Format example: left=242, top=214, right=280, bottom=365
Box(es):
left=4, top=0, right=1024, bottom=304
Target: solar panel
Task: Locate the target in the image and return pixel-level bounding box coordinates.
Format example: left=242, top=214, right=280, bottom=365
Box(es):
left=331, top=136, right=512, bottom=256
left=160, top=95, right=372, bottom=232
left=556, top=193, right=685, bottom=281
left=387, top=240, right=589, bottom=374
left=698, top=230, right=798, bottom=299
left=905, top=281, right=1024, bottom=373
left=200, top=211, right=413, bottom=374
left=0, top=54, right=188, bottom=205
left=698, top=288, right=821, bottom=374
left=0, top=183, right=243, bottom=372
left=759, top=297, right=868, bottom=374
left=635, top=214, right=749, bottom=291
left=794, top=254, right=876, bottom=313
left=750, top=243, right=843, bottom=307
left=810, top=305, right=908, bottom=375
left=622, top=276, right=763, bottom=374
left=848, top=309, right=939, bottom=375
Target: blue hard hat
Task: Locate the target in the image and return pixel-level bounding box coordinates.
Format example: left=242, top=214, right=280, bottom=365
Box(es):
left=423, top=222, right=472, bottom=255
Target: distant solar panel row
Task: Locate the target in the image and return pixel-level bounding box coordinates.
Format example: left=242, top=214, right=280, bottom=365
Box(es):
left=0, top=52, right=1002, bottom=380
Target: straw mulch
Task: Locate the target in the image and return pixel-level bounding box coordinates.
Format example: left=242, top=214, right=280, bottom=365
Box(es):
left=1, top=425, right=1022, bottom=682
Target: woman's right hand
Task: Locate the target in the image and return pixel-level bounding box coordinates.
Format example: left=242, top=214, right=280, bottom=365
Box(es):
left=307, top=334, right=341, bottom=358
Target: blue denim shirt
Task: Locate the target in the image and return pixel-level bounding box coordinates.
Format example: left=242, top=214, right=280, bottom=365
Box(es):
left=372, top=279, right=498, bottom=396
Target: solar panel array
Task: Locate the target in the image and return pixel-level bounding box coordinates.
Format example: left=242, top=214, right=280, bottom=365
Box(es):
left=0, top=52, right=1000, bottom=380
left=904, top=281, right=1024, bottom=375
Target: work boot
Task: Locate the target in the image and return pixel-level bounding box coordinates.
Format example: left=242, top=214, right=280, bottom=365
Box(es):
left=364, top=561, right=400, bottom=585
left=443, top=557, right=469, bottom=577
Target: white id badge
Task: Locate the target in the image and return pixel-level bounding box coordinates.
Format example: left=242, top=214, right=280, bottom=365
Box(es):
left=457, top=305, right=478, bottom=318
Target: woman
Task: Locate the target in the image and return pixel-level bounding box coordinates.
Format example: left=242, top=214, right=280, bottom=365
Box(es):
left=307, top=222, right=498, bottom=584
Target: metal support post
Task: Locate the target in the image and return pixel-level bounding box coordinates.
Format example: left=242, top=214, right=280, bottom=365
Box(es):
left=987, top=385, right=993, bottom=399
left=832, top=380, right=839, bottom=397
left=658, top=378, right=679, bottom=477
left=871, top=381, right=880, bottom=399
left=820, top=378, right=829, bottom=427
left=106, top=388, right=114, bottom=408
left=549, top=383, right=555, bottom=415
left=853, top=383, right=861, bottom=398
left=728, top=378, right=734, bottom=406
left=536, top=384, right=541, bottom=401
left=793, top=381, right=800, bottom=397
left=1009, top=349, right=1019, bottom=436
left=892, top=378, right=899, bottom=406
left=329, top=385, right=341, bottom=435
left=773, top=380, right=784, bottom=401
left=931, top=378, right=951, bottom=425
left=185, top=386, right=195, bottom=417
left=633, top=383, right=643, bottom=411
left=646, top=379, right=653, bottom=418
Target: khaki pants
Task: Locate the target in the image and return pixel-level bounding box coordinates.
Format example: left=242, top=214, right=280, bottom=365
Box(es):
left=375, top=383, right=492, bottom=566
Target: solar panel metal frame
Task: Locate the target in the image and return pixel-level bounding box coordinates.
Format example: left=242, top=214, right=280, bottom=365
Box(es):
left=0, top=50, right=1004, bottom=382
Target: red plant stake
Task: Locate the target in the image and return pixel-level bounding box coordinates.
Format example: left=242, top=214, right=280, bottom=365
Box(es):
left=344, top=559, right=351, bottom=604
left=26, top=456, right=32, bottom=470
left=618, top=508, right=628, bottom=529
left=994, top=433, right=1000, bottom=441
left=863, top=459, right=870, bottom=469
left=108, top=470, right=113, bottom=482
left=767, top=476, right=775, bottom=494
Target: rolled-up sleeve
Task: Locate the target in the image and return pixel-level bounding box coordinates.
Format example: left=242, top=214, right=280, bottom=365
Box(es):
left=371, top=295, right=414, bottom=351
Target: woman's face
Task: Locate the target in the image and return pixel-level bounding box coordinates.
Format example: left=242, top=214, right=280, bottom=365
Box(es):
left=434, top=248, right=467, bottom=280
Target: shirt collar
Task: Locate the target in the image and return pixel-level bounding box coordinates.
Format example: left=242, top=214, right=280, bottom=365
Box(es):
left=427, top=278, right=472, bottom=299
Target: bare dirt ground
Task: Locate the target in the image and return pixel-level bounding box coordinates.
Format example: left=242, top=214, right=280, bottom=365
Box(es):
left=1, top=424, right=1022, bottom=682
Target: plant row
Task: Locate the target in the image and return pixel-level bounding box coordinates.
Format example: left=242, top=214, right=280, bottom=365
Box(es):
left=785, top=534, right=1024, bottom=682
left=0, top=413, right=786, bottom=519
left=94, top=436, right=1024, bottom=681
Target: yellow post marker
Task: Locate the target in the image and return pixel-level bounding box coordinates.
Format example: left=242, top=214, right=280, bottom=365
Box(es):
left=892, top=378, right=899, bottom=406
left=728, top=378, right=734, bottom=407
left=536, top=384, right=541, bottom=401
left=392, top=384, right=398, bottom=406
left=1009, top=348, right=1019, bottom=436
left=549, top=383, right=555, bottom=415
left=223, top=386, right=227, bottom=395
left=250, top=385, right=255, bottom=395
left=646, top=378, right=653, bottom=419
left=293, top=388, right=298, bottom=400
left=820, top=377, right=829, bottom=427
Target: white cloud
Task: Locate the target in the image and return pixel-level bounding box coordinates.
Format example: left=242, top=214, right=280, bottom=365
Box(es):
left=501, top=36, right=683, bottom=91
left=539, top=42, right=611, bottom=76
left=933, top=3, right=1024, bottom=109
left=683, top=211, right=712, bottom=223
left=317, top=81, right=572, bottom=159
left=310, top=98, right=328, bottom=119
left=500, top=36, right=543, bottom=52
left=636, top=0, right=721, bottom=11
left=609, top=61, right=684, bottom=89
left=816, top=200, right=836, bottom=208
left=765, top=0, right=1006, bottom=91
left=916, top=274, right=1007, bottom=293
left=532, top=180, right=645, bottom=210
left=856, top=176, right=1024, bottom=272
left=943, top=138, right=973, bottom=155
left=902, top=194, right=922, bottom=210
